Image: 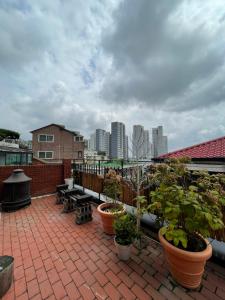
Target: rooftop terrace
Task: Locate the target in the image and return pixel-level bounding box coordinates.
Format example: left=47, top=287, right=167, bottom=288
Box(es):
left=1, top=195, right=225, bottom=300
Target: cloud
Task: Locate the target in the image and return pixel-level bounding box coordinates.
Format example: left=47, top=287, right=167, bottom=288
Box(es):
left=0, top=0, right=117, bottom=138
left=101, top=0, right=225, bottom=111
left=0, top=0, right=225, bottom=153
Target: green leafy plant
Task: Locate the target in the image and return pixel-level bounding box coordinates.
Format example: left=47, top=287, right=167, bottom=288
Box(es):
left=113, top=213, right=137, bottom=245
left=103, top=169, right=123, bottom=212
left=147, top=158, right=225, bottom=251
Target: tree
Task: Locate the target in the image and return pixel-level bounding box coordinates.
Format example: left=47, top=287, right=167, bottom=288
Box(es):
left=125, top=131, right=150, bottom=249
left=0, top=128, right=20, bottom=141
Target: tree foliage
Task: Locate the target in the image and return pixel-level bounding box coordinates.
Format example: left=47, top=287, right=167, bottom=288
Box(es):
left=0, top=128, right=20, bottom=141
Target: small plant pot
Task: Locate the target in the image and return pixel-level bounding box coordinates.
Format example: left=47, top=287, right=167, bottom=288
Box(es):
left=159, top=229, right=212, bottom=289
left=64, top=178, right=73, bottom=190
left=114, top=237, right=132, bottom=261
left=97, top=203, right=125, bottom=235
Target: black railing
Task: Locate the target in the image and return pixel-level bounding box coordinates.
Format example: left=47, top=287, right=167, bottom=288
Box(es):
left=72, top=159, right=153, bottom=178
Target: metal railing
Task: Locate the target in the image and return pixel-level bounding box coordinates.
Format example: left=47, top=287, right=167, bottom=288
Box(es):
left=72, top=158, right=153, bottom=178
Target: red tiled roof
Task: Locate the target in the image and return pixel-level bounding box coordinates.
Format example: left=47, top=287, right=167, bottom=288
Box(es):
left=158, top=135, right=225, bottom=159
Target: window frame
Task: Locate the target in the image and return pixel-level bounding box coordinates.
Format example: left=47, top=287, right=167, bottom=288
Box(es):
left=78, top=151, right=83, bottom=158
left=38, top=134, right=54, bottom=142
left=38, top=151, right=54, bottom=159
left=74, top=136, right=83, bottom=142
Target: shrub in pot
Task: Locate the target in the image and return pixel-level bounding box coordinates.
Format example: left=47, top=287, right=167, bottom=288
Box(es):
left=113, top=213, right=137, bottom=260
left=97, top=169, right=125, bottom=234
left=146, top=158, right=225, bottom=289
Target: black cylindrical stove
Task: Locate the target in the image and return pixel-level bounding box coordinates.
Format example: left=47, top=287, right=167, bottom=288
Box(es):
left=2, top=169, right=32, bottom=212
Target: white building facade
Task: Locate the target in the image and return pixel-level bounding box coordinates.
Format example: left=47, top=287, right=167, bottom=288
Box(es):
left=152, top=126, right=168, bottom=157
left=132, top=125, right=151, bottom=159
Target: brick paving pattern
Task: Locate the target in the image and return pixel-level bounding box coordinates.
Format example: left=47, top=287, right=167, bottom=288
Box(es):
left=0, top=195, right=225, bottom=300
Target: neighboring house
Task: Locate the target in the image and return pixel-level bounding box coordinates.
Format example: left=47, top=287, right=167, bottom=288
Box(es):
left=0, top=139, right=32, bottom=165
left=154, top=135, right=225, bottom=173
left=31, top=124, right=84, bottom=162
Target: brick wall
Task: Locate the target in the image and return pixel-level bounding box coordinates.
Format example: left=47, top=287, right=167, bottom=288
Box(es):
left=0, top=159, right=72, bottom=199
left=63, top=159, right=72, bottom=179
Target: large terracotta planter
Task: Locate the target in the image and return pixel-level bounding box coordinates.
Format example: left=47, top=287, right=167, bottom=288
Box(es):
left=97, top=203, right=125, bottom=235
left=159, top=229, right=212, bottom=289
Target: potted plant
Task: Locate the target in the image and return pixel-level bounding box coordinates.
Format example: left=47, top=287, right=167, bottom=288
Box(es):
left=65, top=170, right=74, bottom=190
left=146, top=158, right=225, bottom=289
left=113, top=213, right=137, bottom=260
left=97, top=169, right=125, bottom=234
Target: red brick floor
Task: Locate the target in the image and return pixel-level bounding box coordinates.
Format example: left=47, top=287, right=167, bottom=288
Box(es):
left=1, top=195, right=225, bottom=300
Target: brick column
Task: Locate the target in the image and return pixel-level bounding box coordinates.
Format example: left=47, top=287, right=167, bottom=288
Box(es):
left=63, top=159, right=72, bottom=179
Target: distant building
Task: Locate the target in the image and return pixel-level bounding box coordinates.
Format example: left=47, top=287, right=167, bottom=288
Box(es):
left=124, top=135, right=129, bottom=160
left=89, top=132, right=96, bottom=151
left=132, top=125, right=144, bottom=159
left=96, top=129, right=106, bottom=152
left=31, top=124, right=84, bottom=162
left=84, top=139, right=89, bottom=149
left=104, top=131, right=110, bottom=157
left=152, top=126, right=168, bottom=158
left=0, top=139, right=32, bottom=165
left=110, top=122, right=126, bottom=159
left=132, top=125, right=151, bottom=159
left=84, top=149, right=108, bottom=162
left=19, top=140, right=32, bottom=150
left=95, top=129, right=110, bottom=157
left=143, top=130, right=151, bottom=159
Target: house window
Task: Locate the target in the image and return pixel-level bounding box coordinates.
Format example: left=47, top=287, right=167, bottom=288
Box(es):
left=38, top=134, right=54, bottom=142
left=38, top=151, right=53, bottom=159
left=78, top=151, right=83, bottom=158
left=74, top=136, right=83, bottom=142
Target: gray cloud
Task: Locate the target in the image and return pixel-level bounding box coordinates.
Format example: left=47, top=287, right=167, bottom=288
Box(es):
left=101, top=0, right=225, bottom=111
left=0, top=0, right=225, bottom=152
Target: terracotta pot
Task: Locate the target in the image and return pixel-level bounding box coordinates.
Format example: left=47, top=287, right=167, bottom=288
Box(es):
left=159, top=229, right=212, bottom=289
left=97, top=203, right=125, bottom=235
left=0, top=256, right=14, bottom=298
left=114, top=237, right=132, bottom=261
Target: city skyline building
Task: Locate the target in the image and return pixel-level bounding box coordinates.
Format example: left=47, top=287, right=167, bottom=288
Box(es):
left=88, top=123, right=167, bottom=160
left=96, top=129, right=106, bottom=152
left=152, top=126, right=168, bottom=158
left=89, top=132, right=96, bottom=151
left=110, top=122, right=126, bottom=159
left=132, top=125, right=151, bottom=159
left=132, top=125, right=144, bottom=159
left=143, top=129, right=151, bottom=159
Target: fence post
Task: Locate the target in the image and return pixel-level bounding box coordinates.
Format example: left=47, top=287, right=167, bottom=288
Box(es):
left=98, top=160, right=101, bottom=175
left=82, top=159, right=85, bottom=192
left=121, top=159, right=124, bottom=177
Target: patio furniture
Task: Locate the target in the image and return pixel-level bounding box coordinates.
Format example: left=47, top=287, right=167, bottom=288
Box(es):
left=60, top=188, right=81, bottom=212
left=62, top=189, right=84, bottom=213
left=74, top=194, right=93, bottom=224
left=56, top=184, right=69, bottom=204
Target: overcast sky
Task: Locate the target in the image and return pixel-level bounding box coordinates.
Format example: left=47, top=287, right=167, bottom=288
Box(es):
left=1, top=0, right=225, bottom=151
